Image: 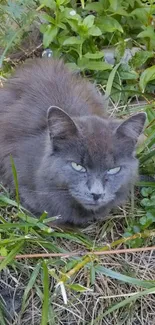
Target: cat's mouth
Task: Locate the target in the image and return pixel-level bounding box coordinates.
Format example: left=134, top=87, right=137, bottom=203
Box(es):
left=83, top=202, right=104, bottom=211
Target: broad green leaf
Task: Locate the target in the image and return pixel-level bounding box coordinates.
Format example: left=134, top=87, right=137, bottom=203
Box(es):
left=139, top=66, right=155, bottom=92
left=63, top=36, right=82, bottom=45
left=62, top=8, right=81, bottom=21
left=140, top=213, right=155, bottom=228
left=137, top=26, right=155, bottom=41
left=41, top=261, right=49, bottom=325
left=68, top=283, right=92, bottom=292
left=22, top=263, right=41, bottom=313
left=57, top=0, right=70, bottom=6
left=39, top=0, right=56, bottom=9
left=95, top=265, right=155, bottom=288
left=130, top=50, right=154, bottom=68
left=97, top=17, right=123, bottom=33
left=141, top=187, right=153, bottom=197
left=0, top=247, right=7, bottom=257
left=43, top=26, right=58, bottom=48
left=119, top=69, right=138, bottom=80
left=78, top=58, right=112, bottom=71
left=88, top=26, right=102, bottom=36
left=41, top=13, right=55, bottom=24
left=84, top=52, right=104, bottom=59
left=85, top=2, right=103, bottom=12
left=83, top=15, right=94, bottom=28
left=109, top=0, right=119, bottom=11
left=131, top=8, right=149, bottom=24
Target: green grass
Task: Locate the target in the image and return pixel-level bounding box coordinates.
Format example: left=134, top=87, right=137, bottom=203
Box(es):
left=1, top=0, right=155, bottom=324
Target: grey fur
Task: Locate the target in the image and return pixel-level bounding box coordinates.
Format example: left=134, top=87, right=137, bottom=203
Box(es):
left=0, top=58, right=146, bottom=226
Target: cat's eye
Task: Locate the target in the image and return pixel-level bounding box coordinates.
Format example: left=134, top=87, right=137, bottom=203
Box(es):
left=71, top=162, right=86, bottom=173
left=107, top=166, right=121, bottom=175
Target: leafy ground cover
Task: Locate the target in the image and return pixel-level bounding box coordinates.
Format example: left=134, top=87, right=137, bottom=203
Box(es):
left=0, top=1, right=155, bottom=324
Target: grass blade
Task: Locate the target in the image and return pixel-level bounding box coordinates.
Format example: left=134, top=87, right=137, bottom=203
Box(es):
left=0, top=241, right=24, bottom=271
left=140, top=148, right=155, bottom=164
left=102, top=287, right=155, bottom=318
left=95, top=265, right=155, bottom=288
left=10, top=155, right=20, bottom=208
left=0, top=306, right=6, bottom=325
left=41, top=261, right=49, bottom=325
left=21, top=262, right=41, bottom=313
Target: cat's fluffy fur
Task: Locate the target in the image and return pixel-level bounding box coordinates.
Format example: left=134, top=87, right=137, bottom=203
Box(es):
left=0, top=59, right=146, bottom=226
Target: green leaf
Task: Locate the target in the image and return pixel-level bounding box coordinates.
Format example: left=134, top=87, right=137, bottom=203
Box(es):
left=141, top=187, right=152, bottom=197
left=0, top=241, right=24, bottom=272
left=119, top=69, right=138, bottom=80
left=39, top=0, right=56, bottom=9
left=83, top=15, right=94, bottom=28
left=137, top=26, right=155, bottom=41
left=78, top=58, right=112, bottom=71
left=137, top=181, right=155, bottom=188
left=85, top=2, right=103, bottom=12
left=105, top=62, right=121, bottom=98
left=22, top=263, right=41, bottom=313
left=97, top=17, right=123, bottom=33
left=41, top=13, right=55, bottom=24
left=43, top=26, right=58, bottom=48
left=131, top=8, right=149, bottom=24
left=140, top=213, right=155, bottom=228
left=84, top=51, right=104, bottom=59
left=0, top=195, right=20, bottom=208
left=88, top=26, right=102, bottom=36
left=95, top=265, right=155, bottom=288
left=139, top=66, right=155, bottom=92
left=62, top=8, right=81, bottom=22
left=109, top=0, right=119, bottom=10
left=130, top=50, right=154, bottom=68
left=63, top=36, right=82, bottom=45
left=68, top=283, right=92, bottom=292
left=0, top=247, right=7, bottom=257
left=41, top=261, right=49, bottom=325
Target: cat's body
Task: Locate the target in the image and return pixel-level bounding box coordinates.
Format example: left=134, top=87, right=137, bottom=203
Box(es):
left=0, top=59, right=146, bottom=226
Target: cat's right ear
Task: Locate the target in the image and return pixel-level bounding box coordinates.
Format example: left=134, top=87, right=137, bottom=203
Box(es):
left=47, top=106, right=78, bottom=141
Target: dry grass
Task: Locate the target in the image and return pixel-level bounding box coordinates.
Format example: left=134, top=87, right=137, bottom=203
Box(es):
left=0, top=201, right=155, bottom=325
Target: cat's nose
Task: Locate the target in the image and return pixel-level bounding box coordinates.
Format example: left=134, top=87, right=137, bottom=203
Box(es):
left=91, top=193, right=102, bottom=201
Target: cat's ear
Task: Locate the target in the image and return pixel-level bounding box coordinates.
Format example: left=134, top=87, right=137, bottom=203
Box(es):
left=115, top=113, right=146, bottom=142
left=47, top=106, right=78, bottom=140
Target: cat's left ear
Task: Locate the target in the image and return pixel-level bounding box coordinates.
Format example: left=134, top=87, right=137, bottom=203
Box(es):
left=47, top=106, right=78, bottom=140
left=115, top=112, right=146, bottom=142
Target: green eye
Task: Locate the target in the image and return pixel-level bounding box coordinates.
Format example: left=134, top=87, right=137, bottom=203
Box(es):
left=71, top=162, right=86, bottom=173
left=107, top=167, right=121, bottom=175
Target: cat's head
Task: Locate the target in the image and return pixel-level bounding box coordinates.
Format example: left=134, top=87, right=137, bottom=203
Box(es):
left=46, top=106, right=146, bottom=211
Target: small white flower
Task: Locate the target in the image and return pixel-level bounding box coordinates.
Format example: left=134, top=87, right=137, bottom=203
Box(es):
left=69, top=10, right=76, bottom=16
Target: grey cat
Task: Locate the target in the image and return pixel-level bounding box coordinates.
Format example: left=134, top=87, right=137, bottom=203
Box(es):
left=0, top=59, right=146, bottom=226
